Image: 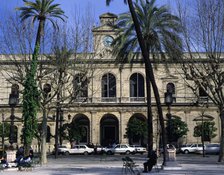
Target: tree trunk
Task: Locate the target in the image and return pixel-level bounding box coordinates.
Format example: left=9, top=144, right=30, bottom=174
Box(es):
left=41, top=107, right=47, bottom=164
left=218, top=110, right=224, bottom=162
left=54, top=94, right=60, bottom=159
left=127, top=0, right=167, bottom=164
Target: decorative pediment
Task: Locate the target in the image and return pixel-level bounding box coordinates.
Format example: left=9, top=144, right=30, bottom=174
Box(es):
left=161, top=75, right=179, bottom=80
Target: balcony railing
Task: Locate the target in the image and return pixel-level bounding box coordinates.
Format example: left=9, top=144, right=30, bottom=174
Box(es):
left=0, top=96, right=211, bottom=106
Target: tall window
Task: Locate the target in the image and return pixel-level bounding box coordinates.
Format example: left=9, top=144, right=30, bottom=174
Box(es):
left=198, top=86, right=208, bottom=103
left=73, top=74, right=88, bottom=101
left=199, top=87, right=207, bottom=97
left=166, top=83, right=176, bottom=102
left=130, top=73, right=145, bottom=101
left=101, top=73, right=116, bottom=101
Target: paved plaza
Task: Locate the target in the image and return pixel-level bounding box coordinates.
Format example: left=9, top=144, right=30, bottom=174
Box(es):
left=1, top=154, right=224, bottom=175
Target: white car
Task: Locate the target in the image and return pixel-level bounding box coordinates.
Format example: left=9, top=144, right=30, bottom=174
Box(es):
left=53, top=145, right=70, bottom=155
left=130, top=145, right=147, bottom=154
left=64, top=145, right=94, bottom=155
left=195, top=143, right=220, bottom=154
left=105, top=144, right=136, bottom=155
left=180, top=144, right=203, bottom=154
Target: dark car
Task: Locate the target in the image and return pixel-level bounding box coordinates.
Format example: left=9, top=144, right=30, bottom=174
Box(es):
left=196, top=143, right=220, bottom=154
left=206, top=143, right=220, bottom=154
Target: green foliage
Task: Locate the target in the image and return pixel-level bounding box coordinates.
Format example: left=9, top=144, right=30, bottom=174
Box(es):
left=112, top=0, right=183, bottom=63
left=61, top=122, right=87, bottom=144
left=193, top=121, right=217, bottom=142
left=17, top=0, right=66, bottom=27
left=0, top=122, right=10, bottom=138
left=126, top=118, right=147, bottom=142
left=166, top=116, right=189, bottom=143
left=23, top=46, right=40, bottom=148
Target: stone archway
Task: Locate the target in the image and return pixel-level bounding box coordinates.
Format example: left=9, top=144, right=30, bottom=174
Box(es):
left=128, top=113, right=147, bottom=146
left=100, top=114, right=119, bottom=146
left=72, top=114, right=90, bottom=144
left=193, top=115, right=215, bottom=142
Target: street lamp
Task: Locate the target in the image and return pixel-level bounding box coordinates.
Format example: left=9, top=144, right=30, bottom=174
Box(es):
left=164, top=91, right=173, bottom=143
left=2, top=114, right=5, bottom=154
left=59, top=109, right=64, bottom=145
left=9, top=84, right=19, bottom=148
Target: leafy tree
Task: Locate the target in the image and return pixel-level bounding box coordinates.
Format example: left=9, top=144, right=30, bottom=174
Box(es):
left=126, top=118, right=147, bottom=145
left=17, top=0, right=66, bottom=164
left=166, top=116, right=188, bottom=143
left=194, top=121, right=217, bottom=142
left=107, top=0, right=182, bottom=164
left=22, top=46, right=39, bottom=157
left=61, top=122, right=87, bottom=145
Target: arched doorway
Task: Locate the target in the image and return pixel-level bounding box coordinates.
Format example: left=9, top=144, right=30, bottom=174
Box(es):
left=193, top=115, right=215, bottom=142
left=127, top=113, right=147, bottom=146
left=100, top=114, right=119, bottom=146
left=72, top=114, right=90, bottom=144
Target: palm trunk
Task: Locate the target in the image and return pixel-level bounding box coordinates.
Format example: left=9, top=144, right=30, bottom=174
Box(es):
left=35, top=19, right=48, bottom=164
left=127, top=0, right=167, bottom=165
left=145, top=64, right=153, bottom=155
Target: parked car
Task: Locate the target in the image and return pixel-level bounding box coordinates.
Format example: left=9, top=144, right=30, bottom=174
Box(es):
left=206, top=143, right=220, bottom=154
left=52, top=145, right=70, bottom=155
left=180, top=143, right=203, bottom=154
left=195, top=143, right=220, bottom=155
left=66, top=145, right=94, bottom=155
left=130, top=145, right=147, bottom=154
left=104, top=144, right=136, bottom=155
left=94, top=145, right=106, bottom=154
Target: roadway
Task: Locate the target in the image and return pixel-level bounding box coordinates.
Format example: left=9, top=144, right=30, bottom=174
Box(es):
left=2, top=153, right=224, bottom=175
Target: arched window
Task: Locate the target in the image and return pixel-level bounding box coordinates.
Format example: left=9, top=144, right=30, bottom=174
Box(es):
left=130, top=73, right=145, bottom=101
left=166, top=82, right=176, bottom=103
left=73, top=74, right=88, bottom=102
left=101, top=73, right=116, bottom=102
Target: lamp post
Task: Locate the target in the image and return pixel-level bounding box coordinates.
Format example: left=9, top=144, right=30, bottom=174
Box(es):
left=59, top=109, right=64, bottom=146
left=9, top=86, right=19, bottom=148
left=2, top=113, right=5, bottom=154
left=164, top=92, right=173, bottom=143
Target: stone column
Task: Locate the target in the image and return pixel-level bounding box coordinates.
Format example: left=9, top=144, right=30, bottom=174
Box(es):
left=90, top=111, right=98, bottom=144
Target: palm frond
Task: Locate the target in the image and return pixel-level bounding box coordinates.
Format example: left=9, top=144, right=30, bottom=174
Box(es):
left=112, top=0, right=183, bottom=64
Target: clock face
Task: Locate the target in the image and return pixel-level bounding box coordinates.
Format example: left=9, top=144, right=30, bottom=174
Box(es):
left=103, top=35, right=114, bottom=47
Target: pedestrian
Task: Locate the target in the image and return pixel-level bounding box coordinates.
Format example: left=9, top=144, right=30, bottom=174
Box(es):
left=143, top=150, right=157, bottom=173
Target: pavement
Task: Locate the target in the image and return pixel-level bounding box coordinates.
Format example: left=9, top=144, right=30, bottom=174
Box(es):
left=1, top=154, right=224, bottom=175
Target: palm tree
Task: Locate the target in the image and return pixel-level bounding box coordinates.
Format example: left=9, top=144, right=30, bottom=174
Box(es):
left=17, top=0, right=66, bottom=164
left=107, top=0, right=182, bottom=165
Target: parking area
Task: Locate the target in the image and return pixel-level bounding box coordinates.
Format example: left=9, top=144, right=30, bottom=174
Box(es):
left=2, top=153, right=224, bottom=175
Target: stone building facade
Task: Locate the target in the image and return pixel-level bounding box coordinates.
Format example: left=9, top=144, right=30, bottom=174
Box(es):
left=0, top=13, right=221, bottom=153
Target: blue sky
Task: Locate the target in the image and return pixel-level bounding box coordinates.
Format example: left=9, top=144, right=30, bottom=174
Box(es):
left=1, top=0, right=177, bottom=23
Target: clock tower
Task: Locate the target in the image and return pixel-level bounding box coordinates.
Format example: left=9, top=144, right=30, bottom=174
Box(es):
left=92, top=13, right=118, bottom=56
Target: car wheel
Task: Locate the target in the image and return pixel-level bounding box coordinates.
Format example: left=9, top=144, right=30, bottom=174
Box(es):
left=184, top=150, right=189, bottom=154
left=126, top=150, right=130, bottom=155
left=64, top=151, right=69, bottom=156
left=83, top=151, right=88, bottom=155
left=132, top=151, right=136, bottom=155
left=107, top=150, right=112, bottom=155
